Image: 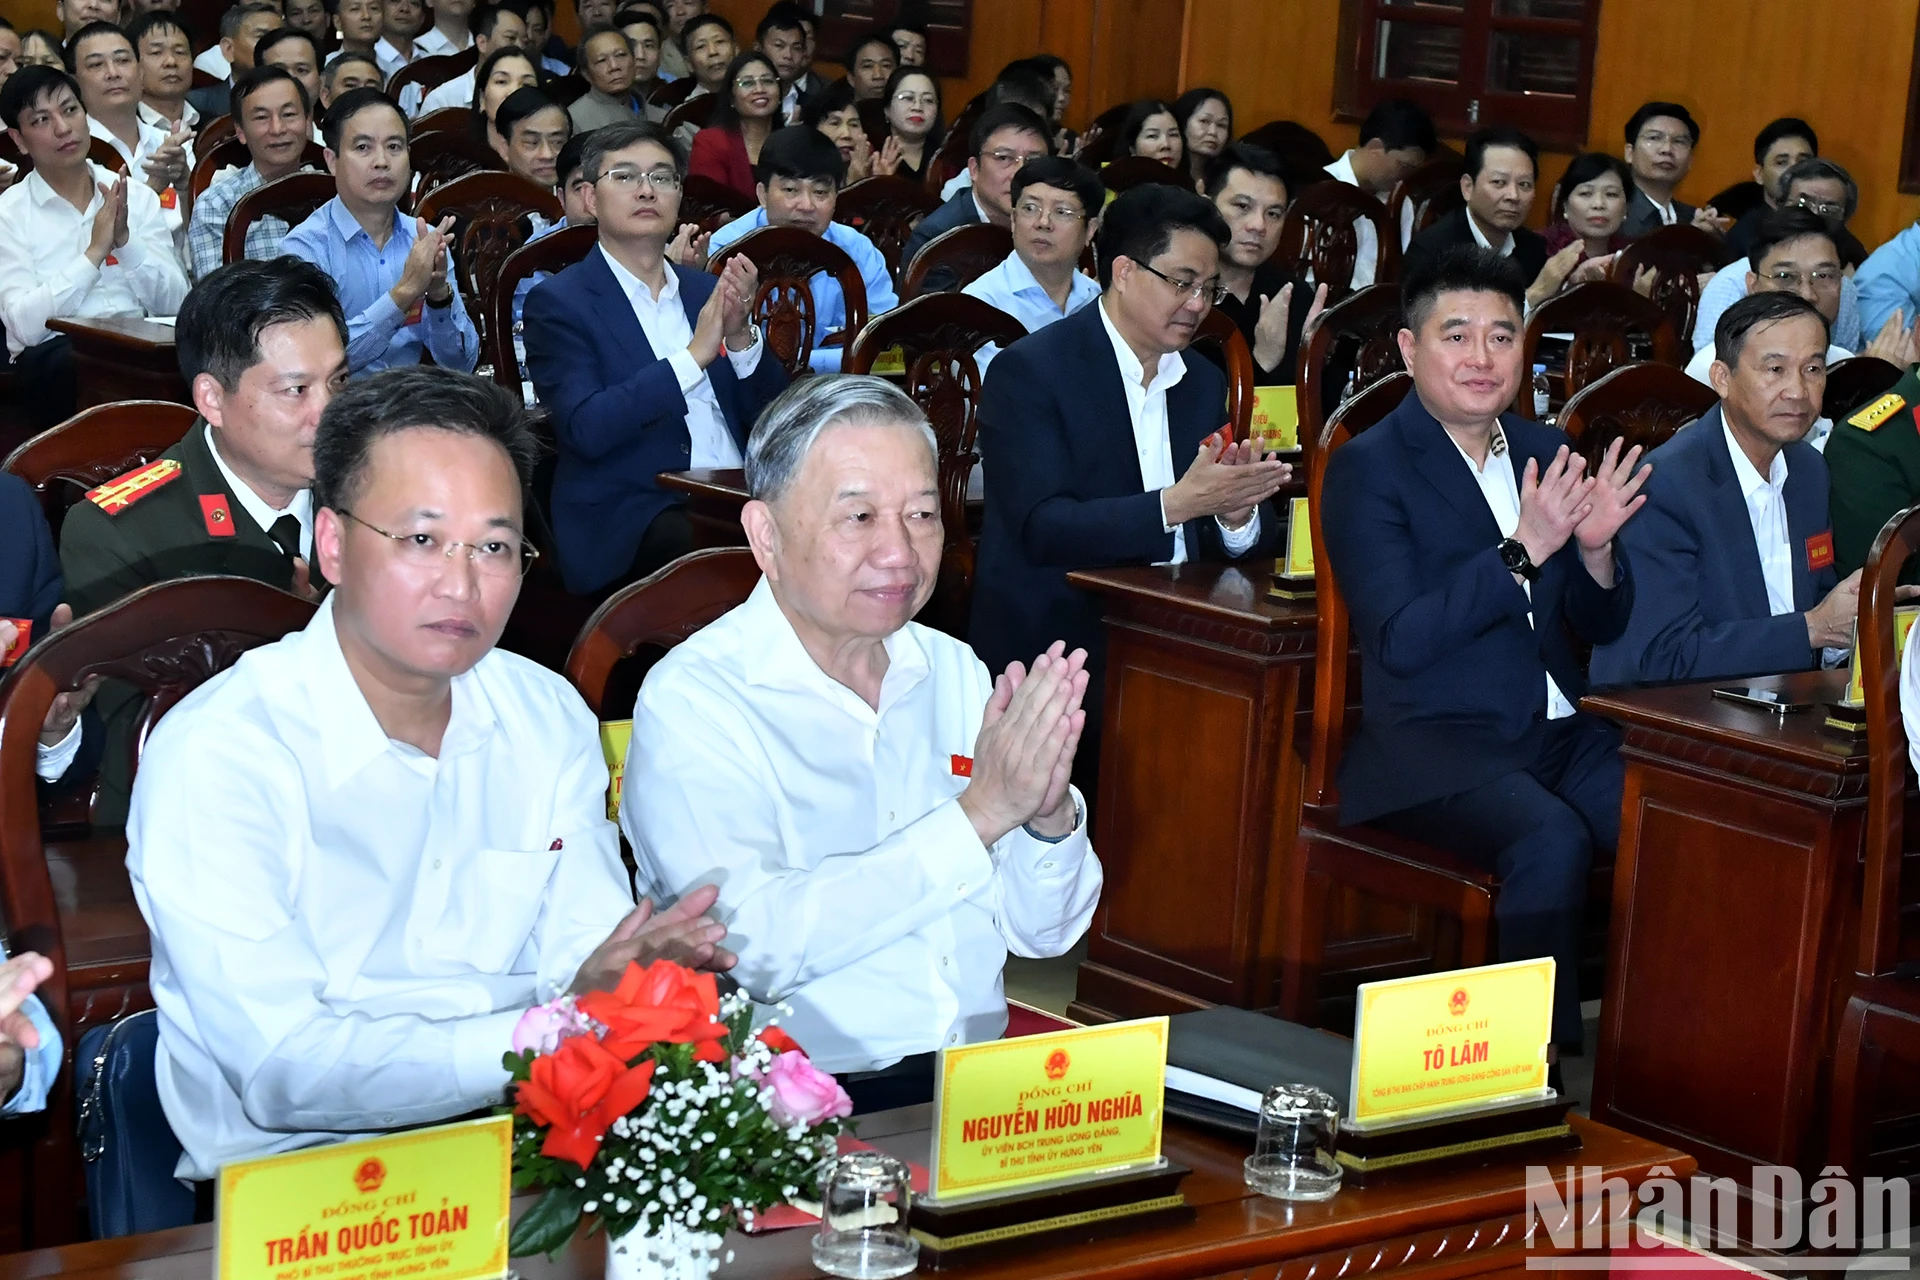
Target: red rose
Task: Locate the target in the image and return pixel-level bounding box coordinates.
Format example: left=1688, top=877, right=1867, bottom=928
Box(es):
left=513, top=1035, right=658, bottom=1169
left=758, top=1026, right=803, bottom=1056
left=578, top=960, right=730, bottom=1062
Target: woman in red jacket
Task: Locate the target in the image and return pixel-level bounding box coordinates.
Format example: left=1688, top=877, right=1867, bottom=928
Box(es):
left=688, top=49, right=781, bottom=200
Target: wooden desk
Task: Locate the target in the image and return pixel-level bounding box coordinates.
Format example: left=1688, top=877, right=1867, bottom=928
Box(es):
left=45, top=317, right=188, bottom=410
left=1584, top=669, right=1914, bottom=1206
left=0, top=1110, right=1689, bottom=1279
left=1066, top=564, right=1320, bottom=1024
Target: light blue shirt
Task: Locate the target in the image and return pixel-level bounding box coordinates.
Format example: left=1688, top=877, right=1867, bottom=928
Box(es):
left=1694, top=253, right=1861, bottom=353
left=706, top=209, right=899, bottom=374
left=281, top=197, right=480, bottom=376
left=962, top=250, right=1101, bottom=373
left=1855, top=223, right=1920, bottom=341
left=0, top=943, right=61, bottom=1117
left=510, top=215, right=567, bottom=404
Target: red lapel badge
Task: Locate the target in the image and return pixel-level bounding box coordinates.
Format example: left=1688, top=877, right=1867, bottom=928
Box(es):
left=1806, top=530, right=1834, bottom=572
left=0, top=619, right=31, bottom=667
left=548, top=838, right=563, bottom=851
left=950, top=754, right=973, bottom=777
left=200, top=494, right=236, bottom=537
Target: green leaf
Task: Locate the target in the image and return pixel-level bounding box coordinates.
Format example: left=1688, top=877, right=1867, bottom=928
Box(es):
left=509, top=1184, right=587, bottom=1258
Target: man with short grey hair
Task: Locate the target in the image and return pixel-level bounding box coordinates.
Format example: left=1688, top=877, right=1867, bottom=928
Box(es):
left=620, top=375, right=1103, bottom=1112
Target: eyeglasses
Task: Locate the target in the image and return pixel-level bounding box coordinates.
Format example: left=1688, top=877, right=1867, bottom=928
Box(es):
left=1636, top=129, right=1693, bottom=150
left=891, top=90, right=938, bottom=107
left=1761, top=267, right=1842, bottom=290
left=1793, top=195, right=1846, bottom=220
left=982, top=147, right=1046, bottom=168
left=599, top=166, right=682, bottom=191
left=1133, top=259, right=1227, bottom=306
left=1014, top=199, right=1086, bottom=225
left=734, top=73, right=780, bottom=90
left=340, top=510, right=539, bottom=578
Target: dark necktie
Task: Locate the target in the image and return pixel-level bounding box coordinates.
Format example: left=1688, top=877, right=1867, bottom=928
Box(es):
left=268, top=514, right=303, bottom=561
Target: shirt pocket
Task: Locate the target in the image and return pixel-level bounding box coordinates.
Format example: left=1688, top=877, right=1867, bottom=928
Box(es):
left=428, top=844, right=562, bottom=974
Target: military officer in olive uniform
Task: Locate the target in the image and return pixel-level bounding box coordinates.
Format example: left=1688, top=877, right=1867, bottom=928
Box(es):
left=1827, top=367, right=1920, bottom=577
left=59, top=257, right=348, bottom=822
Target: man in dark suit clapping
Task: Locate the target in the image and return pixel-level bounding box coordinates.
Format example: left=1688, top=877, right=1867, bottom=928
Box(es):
left=1320, top=246, right=1649, bottom=1050
left=524, top=119, right=787, bottom=595
left=969, top=185, right=1289, bottom=770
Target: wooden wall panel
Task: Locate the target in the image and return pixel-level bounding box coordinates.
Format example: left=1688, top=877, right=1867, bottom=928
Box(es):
left=1175, top=0, right=1920, bottom=247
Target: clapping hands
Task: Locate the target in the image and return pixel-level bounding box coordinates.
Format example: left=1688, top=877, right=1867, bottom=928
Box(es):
left=958, top=643, right=1090, bottom=847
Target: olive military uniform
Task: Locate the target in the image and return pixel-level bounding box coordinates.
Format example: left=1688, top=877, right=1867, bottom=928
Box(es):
left=60, top=419, right=314, bottom=824
left=1825, top=364, right=1920, bottom=578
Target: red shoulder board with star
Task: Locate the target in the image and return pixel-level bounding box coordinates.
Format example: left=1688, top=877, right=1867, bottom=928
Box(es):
left=85, top=459, right=182, bottom=515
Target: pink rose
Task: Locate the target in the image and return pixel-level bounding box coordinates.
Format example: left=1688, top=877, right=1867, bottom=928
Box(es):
left=513, top=997, right=593, bottom=1056
left=762, top=1051, right=852, bottom=1127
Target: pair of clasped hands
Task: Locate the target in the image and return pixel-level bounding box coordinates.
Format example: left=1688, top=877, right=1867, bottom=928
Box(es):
left=566, top=645, right=1093, bottom=994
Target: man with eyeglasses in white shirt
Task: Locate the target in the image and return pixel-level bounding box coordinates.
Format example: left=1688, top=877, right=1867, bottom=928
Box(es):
left=128, top=364, right=736, bottom=1197
left=0, top=63, right=188, bottom=428
left=624, top=376, right=1102, bottom=1111
left=962, top=154, right=1101, bottom=374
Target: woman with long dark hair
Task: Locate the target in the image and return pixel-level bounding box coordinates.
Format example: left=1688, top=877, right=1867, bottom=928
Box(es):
left=1173, top=87, right=1231, bottom=187
left=688, top=48, right=779, bottom=199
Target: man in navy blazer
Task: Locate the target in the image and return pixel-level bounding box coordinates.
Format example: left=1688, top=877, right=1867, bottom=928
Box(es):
left=970, top=186, right=1290, bottom=744
left=1321, top=246, right=1649, bottom=1050
left=1, top=474, right=102, bottom=791
left=1593, top=292, right=1856, bottom=687
left=900, top=104, right=1051, bottom=293
left=524, top=120, right=787, bottom=595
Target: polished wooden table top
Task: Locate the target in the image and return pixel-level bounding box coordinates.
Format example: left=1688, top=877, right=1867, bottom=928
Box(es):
left=1068, top=562, right=1316, bottom=634
left=1582, top=668, right=1864, bottom=773
left=45, top=315, right=179, bottom=351
left=0, top=1110, right=1688, bottom=1280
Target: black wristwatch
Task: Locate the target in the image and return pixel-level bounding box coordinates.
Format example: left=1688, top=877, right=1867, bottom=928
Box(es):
left=1498, top=537, right=1541, bottom=582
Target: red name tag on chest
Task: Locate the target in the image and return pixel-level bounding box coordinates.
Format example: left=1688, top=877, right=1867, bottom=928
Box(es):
left=1, top=619, right=32, bottom=667
left=159, top=186, right=177, bottom=210
left=103, top=254, right=118, bottom=266
left=950, top=754, right=973, bottom=778
left=1807, top=530, right=1835, bottom=571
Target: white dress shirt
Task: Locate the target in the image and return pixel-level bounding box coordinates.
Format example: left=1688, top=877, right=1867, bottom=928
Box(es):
left=622, top=578, right=1101, bottom=1074
left=1686, top=341, right=1849, bottom=451
left=1724, top=421, right=1794, bottom=618
left=205, top=423, right=313, bottom=557
left=1094, top=301, right=1261, bottom=565
left=89, top=115, right=192, bottom=256
left=192, top=45, right=229, bottom=78
left=411, top=26, right=468, bottom=56
left=418, top=68, right=475, bottom=115
left=1448, top=424, right=1577, bottom=719
left=598, top=245, right=763, bottom=468
left=127, top=596, right=633, bottom=1179
left=962, top=249, right=1100, bottom=372
left=1900, top=608, right=1920, bottom=775
left=1466, top=211, right=1515, bottom=258
left=1321, top=150, right=1412, bottom=291
left=0, top=161, right=189, bottom=357
left=374, top=36, right=416, bottom=80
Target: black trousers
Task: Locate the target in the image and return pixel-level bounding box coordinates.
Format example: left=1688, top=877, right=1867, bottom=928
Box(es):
left=1370, top=713, right=1622, bottom=1050
left=836, top=1052, right=937, bottom=1115
left=601, top=505, right=695, bottom=599
left=14, top=336, right=76, bottom=431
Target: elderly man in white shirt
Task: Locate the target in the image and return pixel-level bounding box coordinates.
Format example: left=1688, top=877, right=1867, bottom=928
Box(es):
left=623, top=376, right=1102, bottom=1111
left=963, top=154, right=1101, bottom=374
left=127, top=366, right=733, bottom=1183
left=0, top=65, right=188, bottom=429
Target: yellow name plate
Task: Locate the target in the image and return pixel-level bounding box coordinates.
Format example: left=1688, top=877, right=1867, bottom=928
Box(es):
left=1843, top=604, right=1919, bottom=705
left=217, top=1115, right=512, bottom=1280
left=1250, top=385, right=1301, bottom=453
left=1282, top=496, right=1313, bottom=579
left=600, top=719, right=633, bottom=822
left=929, top=1017, right=1168, bottom=1203
left=1349, top=958, right=1553, bottom=1127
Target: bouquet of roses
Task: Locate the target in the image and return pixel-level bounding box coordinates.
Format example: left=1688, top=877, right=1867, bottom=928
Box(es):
left=503, top=958, right=853, bottom=1262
